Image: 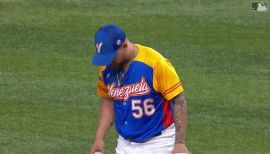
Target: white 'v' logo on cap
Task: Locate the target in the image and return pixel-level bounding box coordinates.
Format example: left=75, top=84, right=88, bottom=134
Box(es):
left=96, top=42, right=103, bottom=53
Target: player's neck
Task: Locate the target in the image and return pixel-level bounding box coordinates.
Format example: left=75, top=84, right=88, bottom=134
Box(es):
left=123, top=43, right=138, bottom=71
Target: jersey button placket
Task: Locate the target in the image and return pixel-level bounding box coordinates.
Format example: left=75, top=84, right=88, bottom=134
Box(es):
left=125, top=121, right=128, bottom=125
left=123, top=101, right=126, bottom=105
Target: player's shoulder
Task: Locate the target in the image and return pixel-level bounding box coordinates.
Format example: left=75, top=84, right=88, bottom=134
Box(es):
left=134, top=44, right=167, bottom=68
left=98, top=66, right=107, bottom=72
left=98, top=66, right=107, bottom=79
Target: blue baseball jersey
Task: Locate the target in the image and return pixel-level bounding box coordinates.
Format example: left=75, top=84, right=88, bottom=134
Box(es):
left=97, top=44, right=183, bottom=142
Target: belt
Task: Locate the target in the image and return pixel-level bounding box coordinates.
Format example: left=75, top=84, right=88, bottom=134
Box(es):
left=126, top=131, right=162, bottom=143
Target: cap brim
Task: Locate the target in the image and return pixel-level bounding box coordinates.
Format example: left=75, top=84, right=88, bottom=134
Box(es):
left=92, top=51, right=117, bottom=66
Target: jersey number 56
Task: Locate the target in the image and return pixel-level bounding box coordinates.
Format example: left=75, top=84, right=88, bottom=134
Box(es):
left=131, top=99, right=155, bottom=118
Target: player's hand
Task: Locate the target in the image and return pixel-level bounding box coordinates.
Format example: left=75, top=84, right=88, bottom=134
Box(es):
left=172, top=143, right=189, bottom=154
left=90, top=140, right=105, bottom=154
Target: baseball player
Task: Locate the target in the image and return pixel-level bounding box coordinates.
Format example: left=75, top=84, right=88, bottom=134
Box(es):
left=90, top=24, right=189, bottom=154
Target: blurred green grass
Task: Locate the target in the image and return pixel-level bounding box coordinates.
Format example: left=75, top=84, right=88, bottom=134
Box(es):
left=0, top=0, right=269, bottom=153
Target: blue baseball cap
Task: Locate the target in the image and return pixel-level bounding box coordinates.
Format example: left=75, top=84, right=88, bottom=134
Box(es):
left=92, top=24, right=126, bottom=66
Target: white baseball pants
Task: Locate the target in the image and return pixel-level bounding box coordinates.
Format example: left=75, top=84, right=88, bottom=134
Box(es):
left=116, top=124, right=175, bottom=154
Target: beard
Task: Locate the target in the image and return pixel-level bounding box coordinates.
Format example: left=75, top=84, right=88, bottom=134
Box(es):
left=111, top=56, right=129, bottom=69
left=109, top=57, right=129, bottom=78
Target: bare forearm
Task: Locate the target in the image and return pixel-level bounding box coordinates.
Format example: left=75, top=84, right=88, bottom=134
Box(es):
left=95, top=98, right=114, bottom=141
left=172, top=93, right=188, bottom=144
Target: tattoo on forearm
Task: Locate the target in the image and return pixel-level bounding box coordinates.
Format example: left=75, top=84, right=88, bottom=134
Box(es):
left=171, top=93, right=187, bottom=144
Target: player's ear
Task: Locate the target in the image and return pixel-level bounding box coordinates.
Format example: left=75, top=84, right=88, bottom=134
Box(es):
left=122, top=43, right=128, bottom=48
